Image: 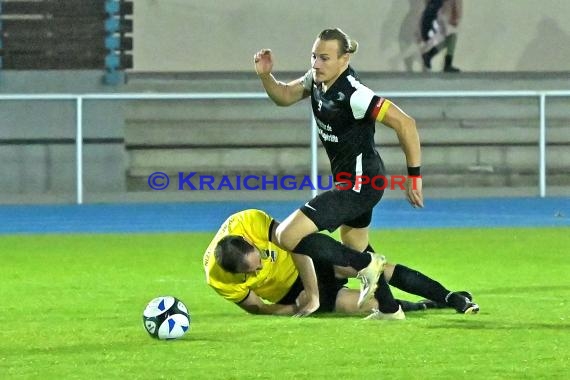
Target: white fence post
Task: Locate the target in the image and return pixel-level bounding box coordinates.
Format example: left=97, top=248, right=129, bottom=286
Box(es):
left=76, top=96, right=84, bottom=205
left=539, top=94, right=547, bottom=198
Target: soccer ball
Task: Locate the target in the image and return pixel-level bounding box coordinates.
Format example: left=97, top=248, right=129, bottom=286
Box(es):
left=142, top=296, right=190, bottom=340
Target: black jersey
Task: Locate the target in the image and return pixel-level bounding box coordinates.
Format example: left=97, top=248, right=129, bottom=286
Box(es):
left=421, top=0, right=445, bottom=40
left=301, top=66, right=388, bottom=178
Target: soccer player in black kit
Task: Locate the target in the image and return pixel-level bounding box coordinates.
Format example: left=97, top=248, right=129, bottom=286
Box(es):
left=254, top=28, right=478, bottom=319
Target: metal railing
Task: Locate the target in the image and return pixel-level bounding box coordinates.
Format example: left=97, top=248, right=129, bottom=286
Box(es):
left=1, top=90, right=569, bottom=204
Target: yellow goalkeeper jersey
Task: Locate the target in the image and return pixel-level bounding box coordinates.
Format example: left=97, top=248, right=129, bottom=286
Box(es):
left=203, top=209, right=298, bottom=303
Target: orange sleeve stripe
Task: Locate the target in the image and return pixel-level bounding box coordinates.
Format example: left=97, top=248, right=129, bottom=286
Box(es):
left=372, top=98, right=392, bottom=122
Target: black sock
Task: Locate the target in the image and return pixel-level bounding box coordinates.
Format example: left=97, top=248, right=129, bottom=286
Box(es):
left=444, top=54, right=454, bottom=68
left=293, top=233, right=371, bottom=270
left=366, top=244, right=400, bottom=313
left=388, top=264, right=450, bottom=304
left=374, top=274, right=400, bottom=313
left=397, top=299, right=427, bottom=312
left=422, top=47, right=438, bottom=68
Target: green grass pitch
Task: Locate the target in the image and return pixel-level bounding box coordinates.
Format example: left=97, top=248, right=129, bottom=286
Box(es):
left=1, top=228, right=568, bottom=379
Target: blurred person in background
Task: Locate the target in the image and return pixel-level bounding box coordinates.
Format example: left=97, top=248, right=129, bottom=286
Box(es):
left=420, top=0, right=463, bottom=72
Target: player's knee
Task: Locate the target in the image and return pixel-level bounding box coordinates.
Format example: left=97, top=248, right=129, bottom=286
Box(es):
left=275, top=224, right=301, bottom=251
left=383, top=263, right=396, bottom=282
left=340, top=235, right=365, bottom=251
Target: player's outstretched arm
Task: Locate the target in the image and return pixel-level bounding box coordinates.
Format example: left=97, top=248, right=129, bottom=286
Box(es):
left=291, top=253, right=320, bottom=317
left=379, top=102, right=424, bottom=208
left=237, top=291, right=297, bottom=316
left=254, top=49, right=307, bottom=106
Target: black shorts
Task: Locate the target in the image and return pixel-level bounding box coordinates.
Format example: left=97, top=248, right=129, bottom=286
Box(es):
left=277, top=259, right=348, bottom=313
left=300, top=180, right=384, bottom=232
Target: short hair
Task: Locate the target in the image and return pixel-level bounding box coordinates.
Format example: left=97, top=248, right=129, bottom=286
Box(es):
left=317, top=28, right=359, bottom=56
left=214, top=235, right=254, bottom=273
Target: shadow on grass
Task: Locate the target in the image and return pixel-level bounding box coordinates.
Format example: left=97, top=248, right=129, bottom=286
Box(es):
left=306, top=310, right=433, bottom=319
left=2, top=333, right=223, bottom=357
left=479, top=285, right=570, bottom=295
left=424, top=319, right=570, bottom=331
left=286, top=312, right=570, bottom=332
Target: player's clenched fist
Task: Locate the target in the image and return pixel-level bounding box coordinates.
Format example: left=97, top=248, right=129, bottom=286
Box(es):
left=254, top=49, right=273, bottom=76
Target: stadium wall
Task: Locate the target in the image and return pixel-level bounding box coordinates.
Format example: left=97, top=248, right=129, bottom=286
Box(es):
left=1, top=71, right=569, bottom=204
left=133, top=0, right=570, bottom=72
left=1, top=0, right=570, bottom=203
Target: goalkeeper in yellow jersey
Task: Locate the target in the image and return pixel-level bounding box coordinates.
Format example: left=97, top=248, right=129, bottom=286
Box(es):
left=203, top=209, right=478, bottom=318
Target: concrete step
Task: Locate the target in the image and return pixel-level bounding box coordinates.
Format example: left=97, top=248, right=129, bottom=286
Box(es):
left=127, top=145, right=570, bottom=177
left=424, top=172, right=570, bottom=187
left=380, top=145, right=570, bottom=171
left=377, top=122, right=570, bottom=145
left=123, top=99, right=310, bottom=121
left=127, top=147, right=326, bottom=175
left=124, top=119, right=311, bottom=146
left=125, top=71, right=570, bottom=93
left=124, top=72, right=570, bottom=120
left=123, top=118, right=570, bottom=146
left=121, top=94, right=570, bottom=122
left=121, top=72, right=570, bottom=197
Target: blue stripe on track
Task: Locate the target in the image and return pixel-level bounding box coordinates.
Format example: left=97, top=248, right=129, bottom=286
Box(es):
left=0, top=197, right=568, bottom=234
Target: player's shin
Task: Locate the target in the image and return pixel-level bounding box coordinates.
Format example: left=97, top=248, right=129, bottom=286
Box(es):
left=388, top=264, right=449, bottom=304
left=374, top=274, right=400, bottom=313
left=293, top=233, right=371, bottom=270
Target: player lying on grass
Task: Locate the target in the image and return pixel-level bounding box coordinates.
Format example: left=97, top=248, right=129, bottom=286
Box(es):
left=203, top=209, right=479, bottom=318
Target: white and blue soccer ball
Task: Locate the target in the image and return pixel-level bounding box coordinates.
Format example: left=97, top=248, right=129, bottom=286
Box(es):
left=142, top=296, right=190, bottom=340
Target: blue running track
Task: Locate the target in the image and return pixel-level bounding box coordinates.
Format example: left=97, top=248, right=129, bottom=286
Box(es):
left=0, top=197, right=568, bottom=234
